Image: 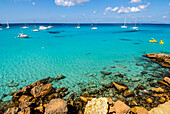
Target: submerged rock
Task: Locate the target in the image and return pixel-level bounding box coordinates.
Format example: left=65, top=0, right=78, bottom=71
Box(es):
left=8, top=82, right=19, bottom=87
left=84, top=98, right=108, bottom=114
left=54, top=75, right=65, bottom=81
left=45, top=99, right=68, bottom=114
left=8, top=88, right=21, bottom=96
left=100, top=71, right=112, bottom=75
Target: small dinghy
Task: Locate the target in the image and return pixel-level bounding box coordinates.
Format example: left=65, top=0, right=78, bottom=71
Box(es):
left=18, top=33, right=29, bottom=38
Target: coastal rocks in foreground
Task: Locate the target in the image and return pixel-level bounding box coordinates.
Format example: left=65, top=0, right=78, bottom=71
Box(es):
left=143, top=53, right=170, bottom=68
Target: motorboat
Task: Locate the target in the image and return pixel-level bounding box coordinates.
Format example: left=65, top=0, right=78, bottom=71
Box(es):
left=121, top=17, right=127, bottom=28
left=39, top=26, right=48, bottom=30
left=47, top=26, right=53, bottom=28
left=91, top=27, right=98, bottom=29
left=22, top=26, right=29, bottom=29
left=6, top=21, right=9, bottom=29
left=32, top=28, right=39, bottom=32
left=130, top=27, right=138, bottom=30
left=76, top=24, right=80, bottom=28
left=18, top=33, right=29, bottom=38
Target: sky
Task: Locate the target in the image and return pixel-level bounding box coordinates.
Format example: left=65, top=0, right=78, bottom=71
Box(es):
left=0, top=0, right=170, bottom=23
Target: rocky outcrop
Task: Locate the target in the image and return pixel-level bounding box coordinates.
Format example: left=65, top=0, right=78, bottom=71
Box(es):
left=112, top=82, right=128, bottom=92
left=44, top=99, right=68, bottom=114
left=84, top=98, right=108, bottom=114
left=143, top=53, right=170, bottom=68
left=111, top=100, right=130, bottom=114
left=148, top=101, right=170, bottom=114
left=131, top=107, right=148, bottom=114
left=164, top=77, right=170, bottom=84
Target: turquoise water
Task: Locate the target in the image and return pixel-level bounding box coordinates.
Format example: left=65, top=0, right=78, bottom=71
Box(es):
left=0, top=24, right=170, bottom=101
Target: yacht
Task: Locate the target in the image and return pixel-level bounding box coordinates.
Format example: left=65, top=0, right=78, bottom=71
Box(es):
left=91, top=24, right=98, bottom=29
left=6, top=21, right=9, bottom=29
left=32, top=28, right=39, bottom=32
left=121, top=17, right=127, bottom=28
left=18, top=33, right=29, bottom=38
left=39, top=26, right=48, bottom=30
left=130, top=18, right=138, bottom=30
left=22, top=25, right=29, bottom=29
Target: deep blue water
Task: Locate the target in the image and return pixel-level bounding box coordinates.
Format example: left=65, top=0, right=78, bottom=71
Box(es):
left=0, top=24, right=170, bottom=101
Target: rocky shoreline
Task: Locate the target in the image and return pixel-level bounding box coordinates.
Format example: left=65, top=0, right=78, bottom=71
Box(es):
left=0, top=75, right=169, bottom=114
left=0, top=53, right=170, bottom=114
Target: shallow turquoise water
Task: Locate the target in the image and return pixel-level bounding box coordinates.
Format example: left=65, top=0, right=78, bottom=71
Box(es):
left=0, top=24, right=170, bottom=101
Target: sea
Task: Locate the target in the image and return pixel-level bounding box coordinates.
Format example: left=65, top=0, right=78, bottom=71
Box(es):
left=0, top=23, right=170, bottom=101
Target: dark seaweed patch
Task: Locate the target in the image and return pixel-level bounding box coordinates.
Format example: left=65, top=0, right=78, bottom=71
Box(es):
left=102, top=40, right=108, bottom=42
left=120, top=39, right=132, bottom=41
left=48, top=31, right=60, bottom=34
left=133, top=43, right=140, bottom=44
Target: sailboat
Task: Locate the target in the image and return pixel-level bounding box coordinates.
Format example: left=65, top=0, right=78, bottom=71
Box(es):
left=91, top=24, right=98, bottom=29
left=0, top=23, right=2, bottom=30
left=22, top=24, right=29, bottom=29
left=131, top=18, right=138, bottom=30
left=121, top=17, right=127, bottom=28
left=47, top=23, right=53, bottom=28
left=76, top=21, right=80, bottom=28
left=6, top=21, right=9, bottom=29
left=32, top=20, right=39, bottom=32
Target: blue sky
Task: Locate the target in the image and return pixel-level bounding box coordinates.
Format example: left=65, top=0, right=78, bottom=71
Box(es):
left=0, top=0, right=170, bottom=23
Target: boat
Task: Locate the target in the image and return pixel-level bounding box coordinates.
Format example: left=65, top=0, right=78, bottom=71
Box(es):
left=0, top=24, right=2, bottom=30
left=91, top=24, right=98, bottom=29
left=121, top=17, right=127, bottom=28
left=32, top=28, right=39, bottom=32
left=22, top=24, right=29, bottom=29
left=76, top=24, right=80, bottom=28
left=18, top=33, right=29, bottom=38
left=47, top=26, right=53, bottom=28
left=6, top=21, right=9, bottom=29
left=130, top=18, right=138, bottom=30
left=39, top=26, right=48, bottom=30
left=149, top=38, right=157, bottom=43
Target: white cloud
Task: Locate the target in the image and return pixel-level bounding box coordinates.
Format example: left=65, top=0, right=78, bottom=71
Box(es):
left=93, top=10, right=97, bottom=14
left=61, top=15, right=66, bottom=18
left=32, top=2, right=35, bottom=5
left=105, top=2, right=150, bottom=14
left=169, top=3, right=170, bottom=6
left=54, top=0, right=90, bottom=6
left=130, top=0, right=142, bottom=3
left=162, top=16, right=167, bottom=18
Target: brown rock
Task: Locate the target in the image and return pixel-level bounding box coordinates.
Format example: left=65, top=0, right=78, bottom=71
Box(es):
left=30, top=84, right=53, bottom=98
left=100, top=71, right=112, bottom=75
left=80, top=96, right=93, bottom=102
left=159, top=97, right=166, bottom=103
left=123, top=90, right=134, bottom=97
left=18, top=107, right=31, bottom=114
left=18, top=95, right=33, bottom=103
left=112, top=100, right=130, bottom=114
left=112, top=82, right=128, bottom=92
left=164, top=77, right=170, bottom=84
left=149, top=101, right=170, bottom=114
left=107, top=97, right=114, bottom=105
left=4, top=107, right=19, bottom=114
left=19, top=102, right=33, bottom=109
left=44, top=99, right=68, bottom=114
left=158, top=80, right=170, bottom=87
left=131, top=107, right=148, bottom=114
left=34, top=104, right=44, bottom=113
left=146, top=98, right=153, bottom=103
left=151, top=87, right=165, bottom=93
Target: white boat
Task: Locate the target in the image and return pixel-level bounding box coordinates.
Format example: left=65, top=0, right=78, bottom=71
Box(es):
left=121, top=17, right=127, bottom=28
left=32, top=28, right=39, bottom=32
left=130, top=18, right=138, bottom=30
left=47, top=26, right=53, bottom=28
left=6, top=21, right=9, bottom=29
left=18, top=33, right=29, bottom=38
left=91, top=27, right=98, bottom=29
left=0, top=24, right=2, bottom=30
left=22, top=26, right=29, bottom=29
left=39, top=26, right=48, bottom=30
left=76, top=26, right=80, bottom=28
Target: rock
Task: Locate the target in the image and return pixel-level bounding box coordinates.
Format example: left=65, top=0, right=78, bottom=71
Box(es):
left=151, top=88, right=165, bottom=93
left=19, top=102, right=33, bottom=109
left=100, top=71, right=112, bottom=75
left=54, top=75, right=65, bottom=81
left=110, top=66, right=116, bottom=68
left=8, top=82, right=19, bottom=87
left=111, top=100, right=130, bottom=114
left=146, top=98, right=153, bottom=103
left=45, top=99, right=68, bottom=114
left=116, top=64, right=126, bottom=68
left=149, top=101, right=170, bottom=114
left=103, top=83, right=114, bottom=88
left=34, top=104, right=44, bottom=113
left=30, top=84, right=53, bottom=98
left=114, top=72, right=122, bottom=77
left=131, top=78, right=140, bottom=82
left=141, top=71, right=148, bottom=75
left=158, top=80, right=170, bottom=87
left=136, top=63, right=142, bottom=66
left=55, top=87, right=68, bottom=93
left=0, top=101, right=12, bottom=113
left=112, top=82, right=128, bottom=92
left=80, top=96, right=93, bottom=102
left=102, top=67, right=107, bottom=70
left=18, top=95, right=33, bottom=103
left=84, top=98, right=108, bottom=114
left=8, top=88, right=21, bottom=96
left=131, top=107, right=148, bottom=114
left=4, top=107, right=19, bottom=114
left=123, top=90, right=134, bottom=97
left=164, top=77, right=170, bottom=84
left=18, top=107, right=31, bottom=114
left=159, top=97, right=166, bottom=103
